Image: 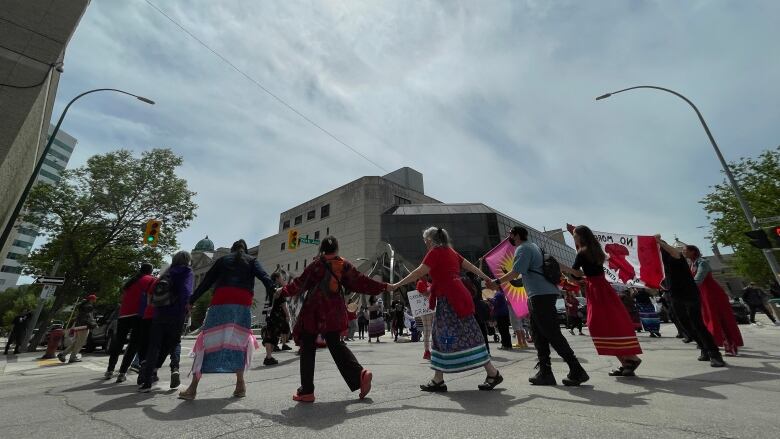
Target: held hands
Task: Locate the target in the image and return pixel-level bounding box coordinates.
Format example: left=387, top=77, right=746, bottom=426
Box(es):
left=386, top=283, right=397, bottom=292
left=485, top=278, right=499, bottom=291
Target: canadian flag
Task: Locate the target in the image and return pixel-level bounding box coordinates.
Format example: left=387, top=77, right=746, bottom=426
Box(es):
left=590, top=230, right=665, bottom=289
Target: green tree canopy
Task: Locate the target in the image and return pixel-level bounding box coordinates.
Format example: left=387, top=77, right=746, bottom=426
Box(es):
left=21, top=148, right=197, bottom=344
left=701, top=146, right=780, bottom=284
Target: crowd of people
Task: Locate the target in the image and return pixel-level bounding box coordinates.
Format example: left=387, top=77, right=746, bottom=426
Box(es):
left=26, top=222, right=778, bottom=404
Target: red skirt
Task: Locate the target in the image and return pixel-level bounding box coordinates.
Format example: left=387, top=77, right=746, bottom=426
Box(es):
left=699, top=275, right=743, bottom=351
left=585, top=275, right=642, bottom=356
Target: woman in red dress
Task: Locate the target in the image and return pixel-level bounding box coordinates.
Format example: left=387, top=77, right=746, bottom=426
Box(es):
left=561, top=225, right=643, bottom=377
left=279, top=236, right=391, bottom=403
left=683, top=245, right=743, bottom=356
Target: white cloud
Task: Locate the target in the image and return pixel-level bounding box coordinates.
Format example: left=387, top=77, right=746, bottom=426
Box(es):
left=49, top=0, right=780, bottom=257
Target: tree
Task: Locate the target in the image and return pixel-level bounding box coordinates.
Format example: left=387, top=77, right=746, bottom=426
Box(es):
left=0, top=285, right=37, bottom=330
left=21, top=148, right=197, bottom=347
left=701, top=146, right=780, bottom=284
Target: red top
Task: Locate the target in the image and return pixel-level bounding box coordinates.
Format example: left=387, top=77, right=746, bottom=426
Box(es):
left=142, top=278, right=158, bottom=320
left=281, top=255, right=387, bottom=338
left=422, top=247, right=474, bottom=318
left=119, top=274, right=156, bottom=318
left=347, top=310, right=357, bottom=320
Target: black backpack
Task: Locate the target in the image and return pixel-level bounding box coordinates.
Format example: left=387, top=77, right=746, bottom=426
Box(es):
left=530, top=245, right=562, bottom=286
left=151, top=272, right=176, bottom=307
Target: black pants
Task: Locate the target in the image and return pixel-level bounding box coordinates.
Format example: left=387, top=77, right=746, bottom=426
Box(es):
left=748, top=304, right=776, bottom=323
left=671, top=298, right=720, bottom=355
left=667, top=304, right=689, bottom=338
left=496, top=315, right=512, bottom=348
left=358, top=322, right=366, bottom=339
left=567, top=315, right=583, bottom=333
left=529, top=295, right=577, bottom=365
left=299, top=332, right=362, bottom=394
left=107, top=316, right=140, bottom=373
left=135, top=319, right=153, bottom=366
left=140, top=317, right=183, bottom=384
left=475, top=315, right=490, bottom=354
left=3, top=328, right=23, bottom=354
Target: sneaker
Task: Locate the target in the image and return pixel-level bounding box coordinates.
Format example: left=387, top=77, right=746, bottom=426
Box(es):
left=263, top=357, right=279, bottom=366
left=422, top=350, right=431, bottom=360
left=57, top=353, right=67, bottom=363
left=68, top=357, right=82, bottom=363
left=138, top=383, right=152, bottom=393
left=359, top=369, right=373, bottom=399
left=170, top=371, right=181, bottom=389
left=116, top=373, right=127, bottom=383
left=130, top=364, right=141, bottom=374
left=103, top=371, right=114, bottom=380
left=273, top=345, right=281, bottom=352
left=281, top=344, right=292, bottom=351
left=649, top=332, right=658, bottom=338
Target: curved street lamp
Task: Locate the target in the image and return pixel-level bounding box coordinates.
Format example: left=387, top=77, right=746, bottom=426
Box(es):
left=596, top=85, right=780, bottom=280
left=0, top=88, right=155, bottom=252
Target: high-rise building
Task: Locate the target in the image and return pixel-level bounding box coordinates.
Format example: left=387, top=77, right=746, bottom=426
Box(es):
left=0, top=125, right=77, bottom=291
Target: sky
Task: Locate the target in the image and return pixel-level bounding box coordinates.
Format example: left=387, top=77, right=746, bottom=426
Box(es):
left=44, top=0, right=780, bottom=260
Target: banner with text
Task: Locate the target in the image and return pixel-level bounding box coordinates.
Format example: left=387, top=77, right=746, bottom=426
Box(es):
left=591, top=230, right=664, bottom=289
left=407, top=290, right=435, bottom=318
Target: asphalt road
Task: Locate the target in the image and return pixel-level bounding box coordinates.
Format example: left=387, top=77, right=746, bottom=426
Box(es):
left=1, top=320, right=779, bottom=439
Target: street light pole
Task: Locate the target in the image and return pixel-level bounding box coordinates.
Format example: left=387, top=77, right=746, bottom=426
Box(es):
left=3, top=88, right=154, bottom=352
left=596, top=85, right=780, bottom=281
left=0, top=88, right=155, bottom=255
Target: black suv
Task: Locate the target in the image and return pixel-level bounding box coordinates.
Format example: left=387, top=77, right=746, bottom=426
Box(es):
left=85, top=306, right=118, bottom=353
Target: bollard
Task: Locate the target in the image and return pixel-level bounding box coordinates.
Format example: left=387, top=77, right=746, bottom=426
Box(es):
left=41, top=328, right=64, bottom=359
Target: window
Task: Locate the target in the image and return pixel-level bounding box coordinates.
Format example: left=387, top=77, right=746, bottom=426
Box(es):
left=314, top=231, right=320, bottom=240
left=321, top=204, right=330, bottom=219
left=48, top=149, right=69, bottom=162
left=17, top=227, right=38, bottom=237
left=43, top=158, right=65, bottom=172
left=294, top=215, right=303, bottom=225
left=6, top=252, right=24, bottom=260
left=304, top=259, right=307, bottom=267
left=52, top=138, right=74, bottom=153
left=1, top=265, right=22, bottom=274
left=39, top=169, right=60, bottom=182
left=307, top=210, right=316, bottom=221
left=326, top=227, right=330, bottom=235
left=295, top=261, right=299, bottom=271
left=282, top=220, right=290, bottom=230
left=12, top=240, right=32, bottom=249
left=394, top=195, right=411, bottom=205
left=280, top=242, right=285, bottom=251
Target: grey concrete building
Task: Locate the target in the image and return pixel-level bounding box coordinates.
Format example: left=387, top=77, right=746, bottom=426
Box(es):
left=0, top=125, right=77, bottom=290
left=0, top=0, right=90, bottom=261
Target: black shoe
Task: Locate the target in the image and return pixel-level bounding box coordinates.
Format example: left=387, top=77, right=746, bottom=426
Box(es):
left=649, top=332, right=658, bottom=338
left=263, top=357, right=279, bottom=366
left=709, top=354, right=726, bottom=368
left=57, top=353, right=67, bottom=363
left=420, top=379, right=447, bottom=392
left=697, top=351, right=710, bottom=362
left=682, top=337, right=693, bottom=344
left=675, top=333, right=684, bottom=339
left=281, top=344, right=292, bottom=351
left=138, top=383, right=152, bottom=393
left=170, top=371, right=181, bottom=388
left=562, top=362, right=590, bottom=387
left=151, top=373, right=159, bottom=384
left=529, top=362, right=557, bottom=386
left=273, top=346, right=281, bottom=352
left=478, top=371, right=503, bottom=391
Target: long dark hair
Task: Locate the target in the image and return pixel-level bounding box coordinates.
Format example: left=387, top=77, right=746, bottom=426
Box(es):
left=230, top=239, right=249, bottom=269
left=574, top=225, right=605, bottom=265
left=319, top=236, right=339, bottom=255
left=685, top=245, right=701, bottom=260
left=123, top=263, right=153, bottom=290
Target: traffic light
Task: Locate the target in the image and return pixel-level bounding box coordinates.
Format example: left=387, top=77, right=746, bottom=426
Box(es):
left=144, top=219, right=162, bottom=247
left=768, top=226, right=780, bottom=248
left=287, top=229, right=299, bottom=251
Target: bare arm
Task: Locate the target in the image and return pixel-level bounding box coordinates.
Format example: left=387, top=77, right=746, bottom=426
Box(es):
left=461, top=258, right=497, bottom=287
left=392, top=264, right=430, bottom=290
left=560, top=265, right=585, bottom=278
left=655, top=235, right=682, bottom=259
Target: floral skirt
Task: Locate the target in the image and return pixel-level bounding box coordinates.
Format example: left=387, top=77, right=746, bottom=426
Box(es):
left=430, top=297, right=490, bottom=373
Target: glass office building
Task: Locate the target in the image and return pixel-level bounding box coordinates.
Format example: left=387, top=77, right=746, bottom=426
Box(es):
left=381, top=203, right=576, bottom=268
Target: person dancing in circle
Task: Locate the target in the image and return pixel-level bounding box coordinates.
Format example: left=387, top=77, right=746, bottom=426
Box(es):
left=390, top=227, right=503, bottom=392
left=560, top=225, right=643, bottom=377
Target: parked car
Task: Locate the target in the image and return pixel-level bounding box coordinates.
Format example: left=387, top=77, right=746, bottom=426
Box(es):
left=730, top=299, right=750, bottom=325
left=555, top=296, right=587, bottom=326
left=84, top=306, right=118, bottom=353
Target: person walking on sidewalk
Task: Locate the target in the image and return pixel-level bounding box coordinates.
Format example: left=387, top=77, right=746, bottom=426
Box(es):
left=4, top=309, right=31, bottom=355
left=103, top=263, right=156, bottom=382
left=742, top=283, right=778, bottom=325
left=279, top=236, right=391, bottom=402
left=560, top=225, right=642, bottom=378
left=179, top=239, right=275, bottom=400
left=496, top=226, right=589, bottom=386
left=391, top=227, right=504, bottom=393
left=58, top=295, right=98, bottom=364
left=656, top=236, right=725, bottom=367
left=138, top=251, right=193, bottom=392
left=262, top=272, right=289, bottom=366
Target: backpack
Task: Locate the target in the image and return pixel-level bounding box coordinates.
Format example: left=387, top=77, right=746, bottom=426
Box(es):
left=530, top=245, right=562, bottom=286
left=320, top=257, right=346, bottom=296
left=151, top=272, right=176, bottom=307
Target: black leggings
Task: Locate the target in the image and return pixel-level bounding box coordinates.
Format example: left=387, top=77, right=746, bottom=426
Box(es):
left=299, top=332, right=363, bottom=394
left=671, top=298, right=720, bottom=355
left=496, top=315, right=512, bottom=348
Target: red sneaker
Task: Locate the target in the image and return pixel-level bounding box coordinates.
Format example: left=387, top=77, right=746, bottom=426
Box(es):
left=423, top=350, right=431, bottom=360
left=359, top=369, right=373, bottom=399
left=292, top=391, right=315, bottom=403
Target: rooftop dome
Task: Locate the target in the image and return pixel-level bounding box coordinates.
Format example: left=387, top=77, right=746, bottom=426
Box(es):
left=193, top=235, right=215, bottom=252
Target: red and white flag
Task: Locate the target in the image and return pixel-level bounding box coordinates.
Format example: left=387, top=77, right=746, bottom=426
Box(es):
left=591, top=230, right=664, bottom=289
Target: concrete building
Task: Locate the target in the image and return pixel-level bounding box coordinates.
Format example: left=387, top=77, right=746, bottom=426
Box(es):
left=0, top=125, right=77, bottom=290
left=0, top=0, right=91, bottom=262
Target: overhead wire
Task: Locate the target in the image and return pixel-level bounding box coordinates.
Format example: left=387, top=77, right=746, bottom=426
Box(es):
left=143, top=0, right=388, bottom=172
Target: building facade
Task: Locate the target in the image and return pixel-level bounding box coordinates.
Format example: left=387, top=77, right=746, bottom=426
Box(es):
left=0, top=125, right=77, bottom=290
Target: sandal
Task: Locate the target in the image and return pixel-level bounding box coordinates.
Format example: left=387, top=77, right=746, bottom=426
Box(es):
left=420, top=379, right=447, bottom=392
left=478, top=371, right=503, bottom=391
left=178, top=389, right=197, bottom=400
left=608, top=367, right=625, bottom=377
left=233, top=384, right=246, bottom=398
left=621, top=358, right=642, bottom=377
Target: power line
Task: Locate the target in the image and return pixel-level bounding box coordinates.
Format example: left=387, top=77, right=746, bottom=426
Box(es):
left=143, top=0, right=388, bottom=172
